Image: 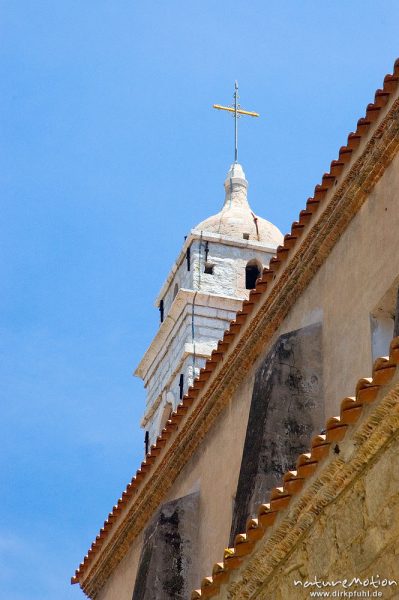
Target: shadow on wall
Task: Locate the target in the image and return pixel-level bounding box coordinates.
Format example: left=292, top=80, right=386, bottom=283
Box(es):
left=230, top=322, right=324, bottom=544
left=132, top=492, right=200, bottom=600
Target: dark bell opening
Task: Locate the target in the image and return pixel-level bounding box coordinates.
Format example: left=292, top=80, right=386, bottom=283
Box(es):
left=245, top=264, right=260, bottom=289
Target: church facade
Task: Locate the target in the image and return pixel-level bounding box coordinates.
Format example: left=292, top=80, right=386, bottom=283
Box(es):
left=73, top=59, right=399, bottom=599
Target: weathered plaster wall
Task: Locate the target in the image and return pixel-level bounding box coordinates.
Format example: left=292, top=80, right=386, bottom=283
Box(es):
left=161, top=238, right=275, bottom=318
left=192, top=241, right=274, bottom=298
left=132, top=492, right=199, bottom=600
left=224, top=432, right=399, bottom=600
left=230, top=323, right=324, bottom=543
left=165, top=373, right=255, bottom=589
left=277, top=150, right=399, bottom=417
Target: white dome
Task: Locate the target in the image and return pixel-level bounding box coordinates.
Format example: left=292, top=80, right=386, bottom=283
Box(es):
left=195, top=163, right=283, bottom=247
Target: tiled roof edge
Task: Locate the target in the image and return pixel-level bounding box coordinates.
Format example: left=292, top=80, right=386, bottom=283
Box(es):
left=72, top=57, right=399, bottom=588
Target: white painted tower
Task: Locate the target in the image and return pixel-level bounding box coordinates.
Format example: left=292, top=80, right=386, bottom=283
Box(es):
left=135, top=163, right=283, bottom=445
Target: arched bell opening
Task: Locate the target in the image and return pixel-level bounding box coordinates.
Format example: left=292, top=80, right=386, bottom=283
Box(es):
left=245, top=259, right=261, bottom=289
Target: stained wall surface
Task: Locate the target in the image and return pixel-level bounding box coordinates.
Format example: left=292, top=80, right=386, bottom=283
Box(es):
left=166, top=374, right=255, bottom=587
left=221, top=429, right=399, bottom=600
left=230, top=323, right=324, bottom=542
left=278, top=152, right=399, bottom=417
left=132, top=492, right=200, bottom=600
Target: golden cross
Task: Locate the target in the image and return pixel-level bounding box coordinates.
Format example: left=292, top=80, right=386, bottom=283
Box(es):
left=213, top=81, right=259, bottom=163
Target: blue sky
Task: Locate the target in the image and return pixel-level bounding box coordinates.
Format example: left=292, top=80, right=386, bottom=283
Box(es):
left=1, top=2, right=398, bottom=598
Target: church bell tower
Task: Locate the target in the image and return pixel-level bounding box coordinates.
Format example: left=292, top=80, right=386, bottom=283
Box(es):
left=135, top=162, right=283, bottom=445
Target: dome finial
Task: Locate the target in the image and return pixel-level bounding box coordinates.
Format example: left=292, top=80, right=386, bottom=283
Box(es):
left=225, top=162, right=247, bottom=183
left=223, top=162, right=248, bottom=209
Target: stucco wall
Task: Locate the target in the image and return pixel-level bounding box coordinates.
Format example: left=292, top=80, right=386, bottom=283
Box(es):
left=230, top=323, right=324, bottom=543
left=165, top=374, right=255, bottom=588
left=132, top=492, right=200, bottom=600
left=278, top=151, right=399, bottom=418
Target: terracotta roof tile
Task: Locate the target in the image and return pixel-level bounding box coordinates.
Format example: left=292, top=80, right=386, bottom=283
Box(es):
left=73, top=58, right=399, bottom=588
left=330, top=159, right=344, bottom=176
left=245, top=517, right=264, bottom=542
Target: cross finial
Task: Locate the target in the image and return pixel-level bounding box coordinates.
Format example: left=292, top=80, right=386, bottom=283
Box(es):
left=213, top=82, right=259, bottom=164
